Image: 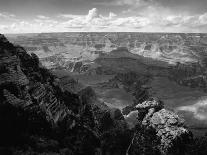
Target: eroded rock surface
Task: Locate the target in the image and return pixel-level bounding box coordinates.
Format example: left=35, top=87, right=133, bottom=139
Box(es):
left=150, top=109, right=190, bottom=153
left=129, top=98, right=192, bottom=154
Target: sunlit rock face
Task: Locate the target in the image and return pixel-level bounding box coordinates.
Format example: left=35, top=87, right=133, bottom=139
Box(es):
left=128, top=98, right=192, bottom=155
left=150, top=109, right=190, bottom=154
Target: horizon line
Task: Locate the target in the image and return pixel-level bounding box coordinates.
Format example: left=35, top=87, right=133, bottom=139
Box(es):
left=4, top=31, right=207, bottom=35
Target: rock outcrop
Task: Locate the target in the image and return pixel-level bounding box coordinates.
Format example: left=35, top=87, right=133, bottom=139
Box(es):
left=150, top=109, right=190, bottom=154
left=128, top=98, right=192, bottom=155
left=135, top=97, right=164, bottom=125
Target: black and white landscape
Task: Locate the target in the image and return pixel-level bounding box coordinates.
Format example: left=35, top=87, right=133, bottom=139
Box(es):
left=1, top=0, right=207, bottom=155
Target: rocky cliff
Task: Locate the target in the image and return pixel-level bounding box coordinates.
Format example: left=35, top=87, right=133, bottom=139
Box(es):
left=0, top=34, right=97, bottom=154
left=0, top=34, right=132, bottom=155
left=127, top=98, right=192, bottom=154
left=0, top=34, right=194, bottom=155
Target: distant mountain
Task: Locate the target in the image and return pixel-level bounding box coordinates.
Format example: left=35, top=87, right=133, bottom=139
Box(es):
left=7, top=33, right=207, bottom=73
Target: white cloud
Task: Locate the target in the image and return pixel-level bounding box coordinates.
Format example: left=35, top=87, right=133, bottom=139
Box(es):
left=176, top=98, right=207, bottom=121
left=95, top=0, right=152, bottom=7
left=59, top=8, right=150, bottom=31
left=0, top=12, right=16, bottom=19
left=58, top=14, right=84, bottom=19
left=114, top=0, right=153, bottom=6
left=1, top=8, right=207, bottom=33
left=159, top=14, right=207, bottom=29
left=0, top=19, right=59, bottom=34
left=109, top=12, right=117, bottom=19
left=86, top=8, right=99, bottom=21
left=36, top=15, right=50, bottom=20
left=0, top=12, right=19, bottom=23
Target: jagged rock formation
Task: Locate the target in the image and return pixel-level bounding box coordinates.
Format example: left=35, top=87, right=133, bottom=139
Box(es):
left=128, top=98, right=192, bottom=155
left=136, top=97, right=164, bottom=125
left=150, top=109, right=190, bottom=154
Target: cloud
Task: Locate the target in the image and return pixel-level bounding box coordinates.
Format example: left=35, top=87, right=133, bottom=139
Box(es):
left=57, top=8, right=118, bottom=31
left=176, top=97, right=207, bottom=121
left=60, top=8, right=207, bottom=32
left=109, top=12, right=117, bottom=19
left=0, top=12, right=16, bottom=18
left=86, top=8, right=99, bottom=21
left=1, top=8, right=207, bottom=33
left=58, top=14, right=84, bottom=19
left=114, top=0, right=154, bottom=6
left=159, top=14, right=207, bottom=28
left=36, top=15, right=50, bottom=20
left=58, top=8, right=149, bottom=32
left=0, top=18, right=59, bottom=34
left=95, top=0, right=156, bottom=8
left=0, top=12, right=18, bottom=23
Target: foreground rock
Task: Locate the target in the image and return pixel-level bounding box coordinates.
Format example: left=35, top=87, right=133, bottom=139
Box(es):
left=150, top=109, right=191, bottom=154
left=128, top=98, right=192, bottom=155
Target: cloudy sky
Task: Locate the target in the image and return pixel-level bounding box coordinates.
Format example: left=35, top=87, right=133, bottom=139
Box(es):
left=0, top=0, right=207, bottom=33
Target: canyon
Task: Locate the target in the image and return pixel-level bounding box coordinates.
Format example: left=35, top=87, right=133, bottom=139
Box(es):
left=7, top=32, right=207, bottom=136
left=1, top=33, right=207, bottom=154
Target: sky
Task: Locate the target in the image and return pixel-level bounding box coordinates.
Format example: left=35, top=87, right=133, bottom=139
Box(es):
left=0, top=0, right=207, bottom=33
